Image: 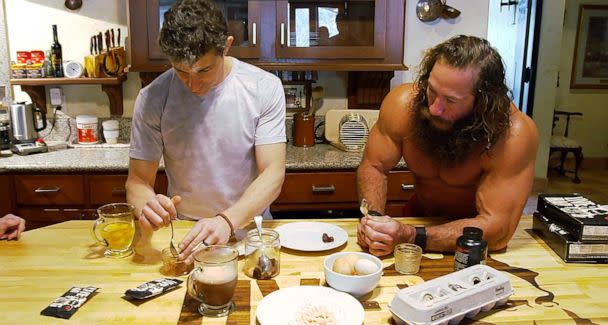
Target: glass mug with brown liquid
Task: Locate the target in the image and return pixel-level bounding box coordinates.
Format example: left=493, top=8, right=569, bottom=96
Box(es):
left=187, top=245, right=239, bottom=317
left=91, top=203, right=135, bottom=258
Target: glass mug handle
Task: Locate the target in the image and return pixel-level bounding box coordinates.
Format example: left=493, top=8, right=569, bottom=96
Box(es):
left=91, top=217, right=108, bottom=246
left=186, top=268, right=204, bottom=302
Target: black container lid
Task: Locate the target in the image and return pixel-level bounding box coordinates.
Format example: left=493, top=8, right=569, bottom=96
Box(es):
left=462, top=226, right=483, bottom=239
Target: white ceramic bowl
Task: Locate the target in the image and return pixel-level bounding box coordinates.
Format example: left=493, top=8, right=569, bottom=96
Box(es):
left=323, top=252, right=383, bottom=297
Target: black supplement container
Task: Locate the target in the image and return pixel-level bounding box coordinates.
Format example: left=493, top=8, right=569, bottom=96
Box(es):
left=454, top=227, right=488, bottom=271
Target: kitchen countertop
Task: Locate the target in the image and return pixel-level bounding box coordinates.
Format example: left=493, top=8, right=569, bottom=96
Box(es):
left=0, top=143, right=407, bottom=173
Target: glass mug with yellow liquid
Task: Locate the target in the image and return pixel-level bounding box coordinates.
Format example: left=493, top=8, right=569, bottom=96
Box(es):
left=91, top=203, right=136, bottom=258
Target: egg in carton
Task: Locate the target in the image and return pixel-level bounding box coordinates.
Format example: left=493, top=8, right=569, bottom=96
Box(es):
left=388, top=264, right=513, bottom=325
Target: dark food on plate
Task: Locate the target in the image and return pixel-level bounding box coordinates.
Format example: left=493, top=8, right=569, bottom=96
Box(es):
left=322, top=232, right=334, bottom=243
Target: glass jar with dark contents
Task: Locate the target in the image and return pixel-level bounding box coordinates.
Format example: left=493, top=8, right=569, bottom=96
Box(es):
left=243, top=228, right=280, bottom=279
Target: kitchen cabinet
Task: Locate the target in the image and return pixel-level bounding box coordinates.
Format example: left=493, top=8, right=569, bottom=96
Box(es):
left=272, top=170, right=414, bottom=217
left=5, top=173, right=168, bottom=229
left=127, top=0, right=405, bottom=73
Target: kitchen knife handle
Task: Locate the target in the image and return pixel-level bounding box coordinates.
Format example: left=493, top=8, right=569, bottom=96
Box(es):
left=97, top=32, right=103, bottom=53
left=92, top=36, right=97, bottom=55
left=90, top=37, right=94, bottom=55
left=401, top=184, right=415, bottom=190
left=111, top=28, right=115, bottom=48
left=117, top=28, right=121, bottom=47
left=311, top=185, right=335, bottom=193
left=252, top=22, right=257, bottom=46
left=35, top=186, right=61, bottom=194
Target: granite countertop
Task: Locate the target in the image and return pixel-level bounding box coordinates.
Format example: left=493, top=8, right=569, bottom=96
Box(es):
left=0, top=143, right=407, bottom=173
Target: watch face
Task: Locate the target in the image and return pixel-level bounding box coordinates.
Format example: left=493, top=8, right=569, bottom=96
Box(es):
left=64, top=61, right=83, bottom=78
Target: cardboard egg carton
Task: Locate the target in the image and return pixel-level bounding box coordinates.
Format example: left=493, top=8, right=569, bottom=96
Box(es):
left=388, top=264, right=513, bottom=325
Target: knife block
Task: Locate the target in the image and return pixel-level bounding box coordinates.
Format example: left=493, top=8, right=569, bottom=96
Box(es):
left=101, top=47, right=126, bottom=77
left=84, top=54, right=103, bottom=78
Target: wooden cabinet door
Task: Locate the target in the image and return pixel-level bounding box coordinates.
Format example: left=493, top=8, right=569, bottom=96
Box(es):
left=16, top=207, right=84, bottom=230
left=14, top=175, right=85, bottom=206
left=89, top=175, right=128, bottom=205
left=129, top=0, right=264, bottom=71
left=275, top=0, right=387, bottom=59
left=387, top=170, right=415, bottom=201
left=276, top=171, right=357, bottom=203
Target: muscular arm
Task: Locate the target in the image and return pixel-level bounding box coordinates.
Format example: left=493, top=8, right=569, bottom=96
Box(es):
left=425, top=110, right=539, bottom=252
left=221, top=142, right=286, bottom=228
left=357, top=84, right=412, bottom=212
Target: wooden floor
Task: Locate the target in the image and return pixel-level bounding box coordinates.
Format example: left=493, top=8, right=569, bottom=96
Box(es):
left=524, top=164, right=608, bottom=214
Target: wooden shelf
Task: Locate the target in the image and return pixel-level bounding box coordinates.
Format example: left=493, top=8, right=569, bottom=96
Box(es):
left=10, top=76, right=127, bottom=116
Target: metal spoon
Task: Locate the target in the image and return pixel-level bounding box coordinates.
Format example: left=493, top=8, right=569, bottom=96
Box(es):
left=169, top=196, right=181, bottom=257
left=253, top=215, right=271, bottom=275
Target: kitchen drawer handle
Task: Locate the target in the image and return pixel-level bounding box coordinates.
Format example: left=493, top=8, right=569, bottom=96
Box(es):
left=111, top=187, right=127, bottom=196
left=35, top=186, right=61, bottom=194
left=401, top=184, right=415, bottom=190
left=43, top=208, right=60, bottom=212
left=312, top=185, right=335, bottom=193
left=280, top=23, right=285, bottom=46
left=252, top=22, right=257, bottom=46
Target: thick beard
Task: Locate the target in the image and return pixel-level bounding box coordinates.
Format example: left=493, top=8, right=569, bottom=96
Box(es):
left=410, top=103, right=484, bottom=167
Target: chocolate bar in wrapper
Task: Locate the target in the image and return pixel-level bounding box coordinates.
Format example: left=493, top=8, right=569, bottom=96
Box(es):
left=40, top=286, right=98, bottom=319
left=124, top=278, right=183, bottom=300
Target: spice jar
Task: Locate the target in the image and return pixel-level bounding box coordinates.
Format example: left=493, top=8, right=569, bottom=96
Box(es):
left=243, top=228, right=280, bottom=279
left=160, top=247, right=193, bottom=276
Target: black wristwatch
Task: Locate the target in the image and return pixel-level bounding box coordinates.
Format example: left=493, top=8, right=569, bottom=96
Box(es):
left=414, top=226, right=427, bottom=250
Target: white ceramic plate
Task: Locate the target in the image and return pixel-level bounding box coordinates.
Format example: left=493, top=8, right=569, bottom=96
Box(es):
left=256, top=286, right=364, bottom=325
left=275, top=222, right=348, bottom=251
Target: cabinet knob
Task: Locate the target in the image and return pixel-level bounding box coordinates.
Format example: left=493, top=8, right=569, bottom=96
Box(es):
left=34, top=186, right=61, bottom=194
left=312, top=185, right=335, bottom=193
left=400, top=184, right=415, bottom=191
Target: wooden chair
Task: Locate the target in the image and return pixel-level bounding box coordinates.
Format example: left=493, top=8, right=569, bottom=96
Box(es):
left=549, top=110, right=583, bottom=183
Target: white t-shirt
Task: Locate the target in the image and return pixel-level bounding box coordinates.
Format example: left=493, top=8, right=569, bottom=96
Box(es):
left=129, top=58, right=286, bottom=220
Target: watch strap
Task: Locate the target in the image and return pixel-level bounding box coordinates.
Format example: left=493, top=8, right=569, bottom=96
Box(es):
left=414, top=226, right=427, bottom=250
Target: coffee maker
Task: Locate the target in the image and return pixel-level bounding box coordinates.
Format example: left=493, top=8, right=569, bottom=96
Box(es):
left=9, top=102, right=48, bottom=155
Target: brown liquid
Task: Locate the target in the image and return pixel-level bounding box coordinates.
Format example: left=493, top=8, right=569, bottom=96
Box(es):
left=192, top=278, right=237, bottom=307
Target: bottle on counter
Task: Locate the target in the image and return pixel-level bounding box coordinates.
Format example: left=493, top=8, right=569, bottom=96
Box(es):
left=51, top=25, right=64, bottom=77
left=454, top=227, right=488, bottom=271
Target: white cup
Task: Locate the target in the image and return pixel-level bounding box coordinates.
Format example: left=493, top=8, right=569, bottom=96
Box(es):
left=103, top=129, right=119, bottom=144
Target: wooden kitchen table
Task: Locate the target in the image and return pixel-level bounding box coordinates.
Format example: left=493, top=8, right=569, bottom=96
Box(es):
left=1, top=216, right=607, bottom=324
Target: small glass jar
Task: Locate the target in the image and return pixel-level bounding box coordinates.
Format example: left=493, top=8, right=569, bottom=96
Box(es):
left=394, top=243, right=422, bottom=275
left=243, top=229, right=280, bottom=279
left=160, top=247, right=194, bottom=276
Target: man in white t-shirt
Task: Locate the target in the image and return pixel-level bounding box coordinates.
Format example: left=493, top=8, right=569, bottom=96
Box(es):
left=126, top=0, right=286, bottom=264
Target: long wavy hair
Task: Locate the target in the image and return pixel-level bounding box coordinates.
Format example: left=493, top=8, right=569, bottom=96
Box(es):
left=159, top=0, right=228, bottom=64
left=412, top=35, right=511, bottom=150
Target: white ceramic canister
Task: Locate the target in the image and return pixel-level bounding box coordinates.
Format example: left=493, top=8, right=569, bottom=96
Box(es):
left=76, top=115, right=98, bottom=144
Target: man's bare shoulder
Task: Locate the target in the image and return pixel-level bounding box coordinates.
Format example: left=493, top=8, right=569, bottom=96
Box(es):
left=486, top=104, right=539, bottom=169
left=377, top=83, right=416, bottom=137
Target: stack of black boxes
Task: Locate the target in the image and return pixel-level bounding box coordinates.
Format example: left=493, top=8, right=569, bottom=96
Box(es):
left=532, top=194, right=608, bottom=263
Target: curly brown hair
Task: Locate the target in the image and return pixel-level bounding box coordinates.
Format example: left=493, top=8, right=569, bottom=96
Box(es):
left=159, top=0, right=228, bottom=64
left=412, top=35, right=511, bottom=150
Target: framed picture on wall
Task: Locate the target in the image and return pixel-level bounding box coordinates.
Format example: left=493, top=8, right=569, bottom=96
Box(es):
left=570, top=5, right=608, bottom=89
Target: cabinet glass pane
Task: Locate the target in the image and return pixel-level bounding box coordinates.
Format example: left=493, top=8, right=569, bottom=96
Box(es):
left=158, top=0, right=250, bottom=48
left=286, top=0, right=375, bottom=48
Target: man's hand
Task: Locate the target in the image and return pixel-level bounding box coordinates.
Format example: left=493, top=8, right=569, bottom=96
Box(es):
left=356, top=217, right=370, bottom=249
left=0, top=214, right=26, bottom=240
left=178, top=215, right=232, bottom=264
left=361, top=215, right=415, bottom=256
left=139, top=195, right=181, bottom=231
